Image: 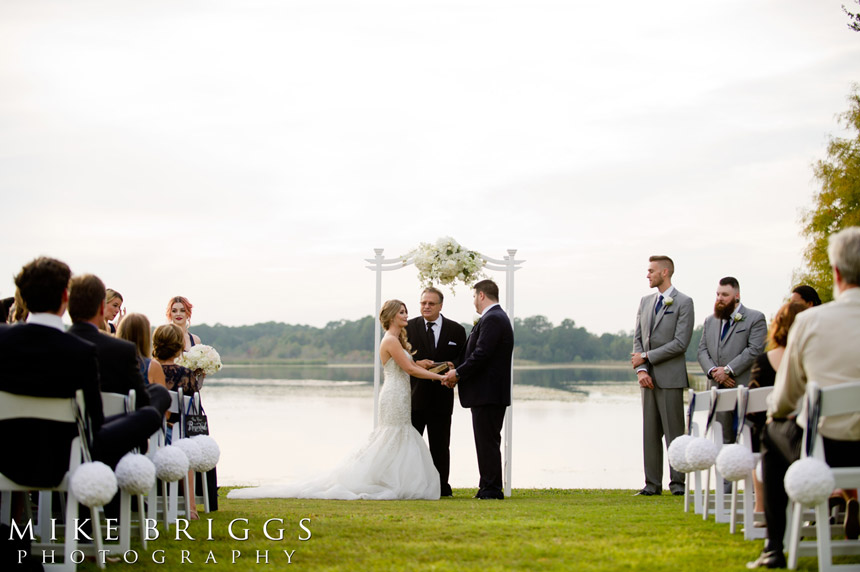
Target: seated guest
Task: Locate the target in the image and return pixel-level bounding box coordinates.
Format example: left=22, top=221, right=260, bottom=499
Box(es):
left=104, top=288, right=124, bottom=334
left=789, top=284, right=822, bottom=308
left=148, top=324, right=194, bottom=395
left=117, top=312, right=154, bottom=383
left=148, top=323, right=199, bottom=519
left=0, top=257, right=104, bottom=487
left=748, top=227, right=860, bottom=569
left=747, top=301, right=808, bottom=515
left=68, top=275, right=169, bottom=417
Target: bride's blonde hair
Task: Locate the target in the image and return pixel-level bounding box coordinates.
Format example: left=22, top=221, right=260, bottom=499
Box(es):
left=379, top=299, right=413, bottom=354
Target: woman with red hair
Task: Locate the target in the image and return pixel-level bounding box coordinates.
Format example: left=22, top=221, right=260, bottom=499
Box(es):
left=166, top=296, right=201, bottom=350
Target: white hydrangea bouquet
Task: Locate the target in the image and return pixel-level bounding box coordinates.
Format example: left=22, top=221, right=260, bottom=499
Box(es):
left=404, top=237, right=486, bottom=290
left=176, top=344, right=222, bottom=379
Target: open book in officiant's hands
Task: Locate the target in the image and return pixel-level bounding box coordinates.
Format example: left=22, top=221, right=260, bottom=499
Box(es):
left=428, top=362, right=450, bottom=374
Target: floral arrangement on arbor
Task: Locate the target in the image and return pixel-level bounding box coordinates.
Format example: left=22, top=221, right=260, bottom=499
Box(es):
left=404, top=237, right=486, bottom=290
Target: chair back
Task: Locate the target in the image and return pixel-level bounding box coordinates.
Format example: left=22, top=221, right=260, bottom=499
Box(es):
left=803, top=380, right=860, bottom=458
left=100, top=390, right=135, bottom=416
left=686, top=388, right=713, bottom=436
left=165, top=388, right=186, bottom=441
left=0, top=390, right=80, bottom=423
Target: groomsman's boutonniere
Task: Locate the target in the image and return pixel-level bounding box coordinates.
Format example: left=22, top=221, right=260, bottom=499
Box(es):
left=663, top=296, right=674, bottom=307
left=473, top=313, right=482, bottom=326
left=732, top=312, right=744, bottom=323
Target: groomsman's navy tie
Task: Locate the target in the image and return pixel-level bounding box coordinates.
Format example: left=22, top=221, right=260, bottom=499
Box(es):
left=720, top=320, right=731, bottom=341
left=654, top=295, right=663, bottom=315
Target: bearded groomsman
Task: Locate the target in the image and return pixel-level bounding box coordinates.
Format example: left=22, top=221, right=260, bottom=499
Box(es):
left=406, top=287, right=466, bottom=497
left=697, top=276, right=767, bottom=444
left=632, top=255, right=695, bottom=496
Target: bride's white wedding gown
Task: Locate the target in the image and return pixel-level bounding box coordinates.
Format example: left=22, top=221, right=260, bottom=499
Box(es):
left=228, top=350, right=440, bottom=500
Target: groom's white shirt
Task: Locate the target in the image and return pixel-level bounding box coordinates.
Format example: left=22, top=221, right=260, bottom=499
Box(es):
left=480, top=303, right=499, bottom=316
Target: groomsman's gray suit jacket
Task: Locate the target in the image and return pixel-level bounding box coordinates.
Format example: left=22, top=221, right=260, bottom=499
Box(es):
left=697, top=304, right=767, bottom=387
left=633, top=289, right=695, bottom=388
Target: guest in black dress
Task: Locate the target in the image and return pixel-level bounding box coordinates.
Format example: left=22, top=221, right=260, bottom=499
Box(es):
left=148, top=323, right=199, bottom=519
left=747, top=301, right=807, bottom=513
left=104, top=288, right=124, bottom=334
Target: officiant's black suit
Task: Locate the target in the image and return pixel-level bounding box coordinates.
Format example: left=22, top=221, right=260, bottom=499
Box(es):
left=456, top=305, right=514, bottom=499
left=406, top=315, right=466, bottom=497
left=0, top=323, right=104, bottom=487
left=68, top=322, right=170, bottom=416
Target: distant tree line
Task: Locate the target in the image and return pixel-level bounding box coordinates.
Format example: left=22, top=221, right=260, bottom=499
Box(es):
left=191, top=316, right=705, bottom=365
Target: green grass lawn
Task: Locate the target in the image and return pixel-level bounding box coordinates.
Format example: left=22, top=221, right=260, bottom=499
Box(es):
left=66, top=488, right=848, bottom=571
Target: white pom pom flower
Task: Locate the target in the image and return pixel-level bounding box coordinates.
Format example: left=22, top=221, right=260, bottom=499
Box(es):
left=685, top=437, right=719, bottom=471
left=154, top=446, right=190, bottom=481
left=716, top=444, right=756, bottom=481
left=173, top=438, right=205, bottom=472
left=70, top=461, right=118, bottom=507
left=115, top=453, right=157, bottom=495
left=785, top=458, right=835, bottom=507
left=668, top=435, right=696, bottom=473
left=192, top=435, right=221, bottom=472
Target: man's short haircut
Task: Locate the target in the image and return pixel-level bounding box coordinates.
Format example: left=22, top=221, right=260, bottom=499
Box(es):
left=719, top=276, right=740, bottom=291
left=791, top=284, right=822, bottom=306
left=14, top=257, right=71, bottom=313
left=828, top=226, right=860, bottom=286
left=422, top=286, right=444, bottom=305
left=68, top=274, right=106, bottom=323
left=649, top=255, right=674, bottom=277
left=474, top=279, right=499, bottom=302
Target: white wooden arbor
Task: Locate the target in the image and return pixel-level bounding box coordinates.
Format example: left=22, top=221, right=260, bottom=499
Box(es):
left=365, top=247, right=524, bottom=496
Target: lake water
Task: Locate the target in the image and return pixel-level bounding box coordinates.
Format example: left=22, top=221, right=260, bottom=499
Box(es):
left=202, top=364, right=700, bottom=490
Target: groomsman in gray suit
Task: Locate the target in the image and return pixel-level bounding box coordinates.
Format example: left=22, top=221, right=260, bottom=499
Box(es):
left=697, top=276, right=767, bottom=444
left=632, top=255, right=694, bottom=496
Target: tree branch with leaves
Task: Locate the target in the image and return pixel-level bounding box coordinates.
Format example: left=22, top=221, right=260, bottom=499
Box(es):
left=795, top=85, right=860, bottom=301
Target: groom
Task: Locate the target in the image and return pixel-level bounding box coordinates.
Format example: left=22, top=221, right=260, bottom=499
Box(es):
left=443, top=279, right=514, bottom=500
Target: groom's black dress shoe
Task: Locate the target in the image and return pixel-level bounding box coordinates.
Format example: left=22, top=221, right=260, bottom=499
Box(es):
left=634, top=488, right=661, bottom=496
left=746, top=550, right=786, bottom=569
left=474, top=491, right=504, bottom=500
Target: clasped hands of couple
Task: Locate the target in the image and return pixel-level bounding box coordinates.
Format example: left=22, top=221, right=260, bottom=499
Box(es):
left=415, top=359, right=459, bottom=388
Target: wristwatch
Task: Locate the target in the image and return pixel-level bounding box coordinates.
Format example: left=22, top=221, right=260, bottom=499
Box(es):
left=640, top=352, right=647, bottom=360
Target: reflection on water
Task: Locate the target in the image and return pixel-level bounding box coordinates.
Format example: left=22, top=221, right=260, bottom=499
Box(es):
left=206, top=365, right=655, bottom=490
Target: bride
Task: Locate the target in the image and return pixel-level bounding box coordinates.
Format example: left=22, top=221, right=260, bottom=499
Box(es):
left=228, top=299, right=447, bottom=500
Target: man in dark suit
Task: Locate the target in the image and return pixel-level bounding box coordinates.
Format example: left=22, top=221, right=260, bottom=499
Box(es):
left=631, top=255, right=694, bottom=496
left=406, top=287, right=466, bottom=497
left=67, top=273, right=170, bottom=418
left=0, top=257, right=104, bottom=487
left=443, top=279, right=514, bottom=500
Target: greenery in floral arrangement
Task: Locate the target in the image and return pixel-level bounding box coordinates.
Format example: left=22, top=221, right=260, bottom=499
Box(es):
left=69, top=488, right=834, bottom=571
left=405, top=236, right=487, bottom=290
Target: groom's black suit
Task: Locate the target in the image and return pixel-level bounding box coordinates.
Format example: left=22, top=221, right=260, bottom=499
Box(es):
left=406, top=315, right=466, bottom=497
left=456, top=304, right=514, bottom=499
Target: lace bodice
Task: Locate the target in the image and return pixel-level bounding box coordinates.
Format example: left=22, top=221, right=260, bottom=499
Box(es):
left=378, top=350, right=411, bottom=426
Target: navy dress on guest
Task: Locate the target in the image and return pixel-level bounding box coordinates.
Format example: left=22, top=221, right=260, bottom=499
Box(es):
left=747, top=353, right=777, bottom=452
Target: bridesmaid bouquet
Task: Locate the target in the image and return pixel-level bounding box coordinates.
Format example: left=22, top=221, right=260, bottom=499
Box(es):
left=176, top=344, right=222, bottom=378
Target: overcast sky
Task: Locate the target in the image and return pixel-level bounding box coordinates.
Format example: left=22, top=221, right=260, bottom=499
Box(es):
left=1, top=0, right=858, bottom=337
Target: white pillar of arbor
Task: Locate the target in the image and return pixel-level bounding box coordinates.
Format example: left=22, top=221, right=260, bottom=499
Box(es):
left=365, top=247, right=524, bottom=497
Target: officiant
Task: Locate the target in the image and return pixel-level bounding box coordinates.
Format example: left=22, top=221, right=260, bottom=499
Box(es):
left=406, top=287, right=466, bottom=497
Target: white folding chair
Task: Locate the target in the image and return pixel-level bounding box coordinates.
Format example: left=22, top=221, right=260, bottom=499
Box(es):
left=0, top=390, right=107, bottom=571
left=185, top=392, right=211, bottom=514
left=99, top=390, right=150, bottom=553
left=684, top=387, right=713, bottom=514
left=731, top=385, right=772, bottom=540
left=150, top=388, right=194, bottom=528
left=787, top=381, right=860, bottom=571
left=703, top=386, right=738, bottom=523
